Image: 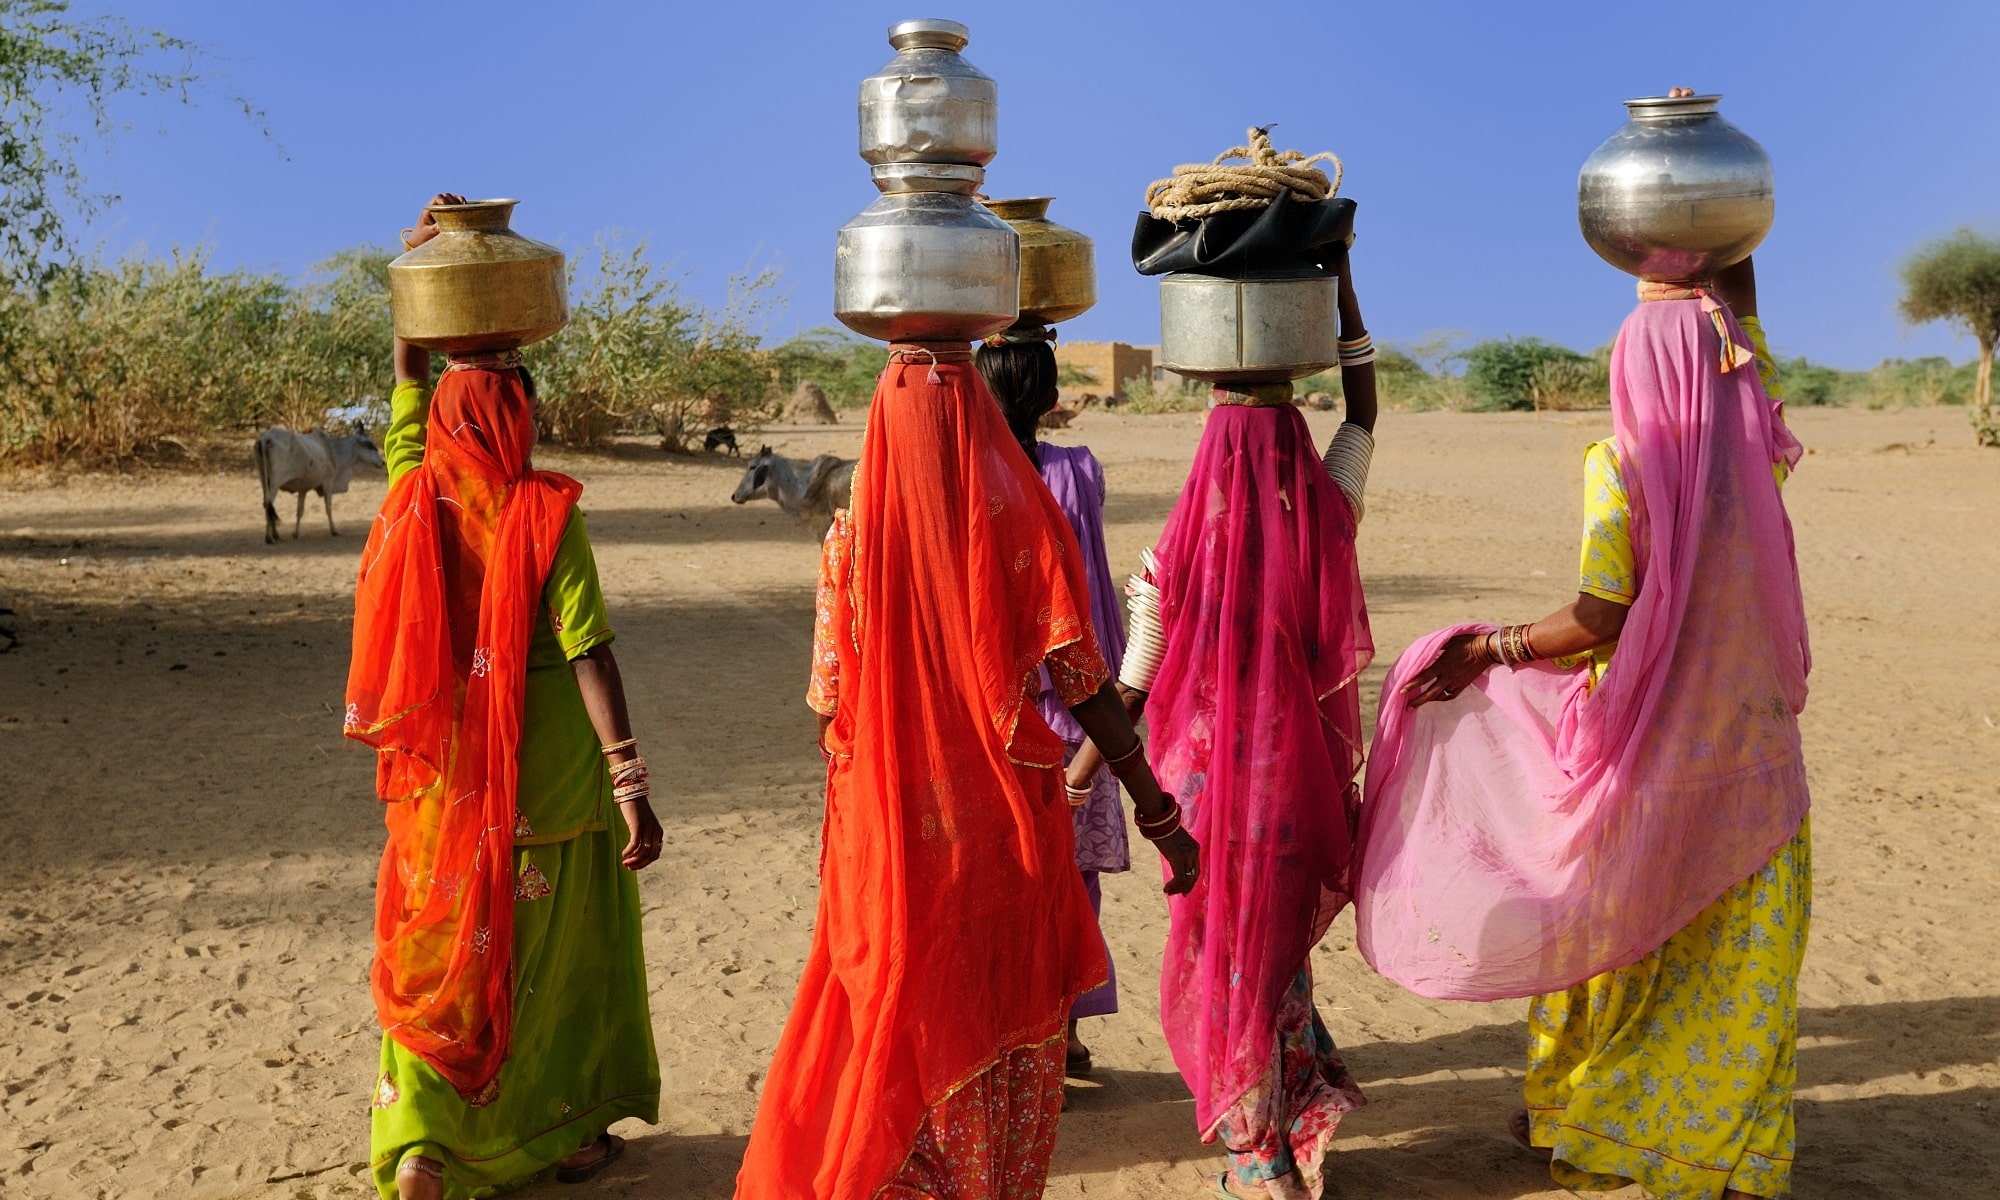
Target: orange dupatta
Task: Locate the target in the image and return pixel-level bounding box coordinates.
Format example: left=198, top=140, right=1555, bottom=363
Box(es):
left=736, top=351, right=1108, bottom=1199
left=344, top=367, right=582, bottom=1099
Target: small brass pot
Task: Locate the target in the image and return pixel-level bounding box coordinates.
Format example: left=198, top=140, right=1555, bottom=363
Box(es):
left=389, top=200, right=568, bottom=353
left=984, top=197, right=1095, bottom=326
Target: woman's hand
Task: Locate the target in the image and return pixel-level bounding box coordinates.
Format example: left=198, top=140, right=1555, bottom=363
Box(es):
left=1401, top=632, right=1493, bottom=708
left=1154, top=827, right=1201, bottom=896
left=402, top=192, right=467, bottom=251
left=619, top=798, right=664, bottom=870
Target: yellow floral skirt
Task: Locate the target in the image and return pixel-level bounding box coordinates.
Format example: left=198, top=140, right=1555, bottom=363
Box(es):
left=1525, top=818, right=1811, bottom=1200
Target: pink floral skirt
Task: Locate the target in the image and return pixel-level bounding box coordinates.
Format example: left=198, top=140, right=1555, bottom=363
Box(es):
left=1212, top=967, right=1366, bottom=1199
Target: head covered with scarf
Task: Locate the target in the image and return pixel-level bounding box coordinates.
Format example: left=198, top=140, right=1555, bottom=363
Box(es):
left=344, top=359, right=582, bottom=1098
left=1144, top=387, right=1374, bottom=1136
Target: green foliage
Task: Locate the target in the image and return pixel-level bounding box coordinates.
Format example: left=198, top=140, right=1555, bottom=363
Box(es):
left=1897, top=227, right=2000, bottom=444
left=0, top=1, right=262, bottom=287
left=1458, top=336, right=1590, bottom=411
left=1120, top=372, right=1206, bottom=414
left=0, top=245, right=391, bottom=463
left=1898, top=229, right=2000, bottom=347
left=766, top=325, right=887, bottom=409
left=524, top=237, right=783, bottom=448
left=1056, top=361, right=1099, bottom=390
left=0, top=237, right=791, bottom=465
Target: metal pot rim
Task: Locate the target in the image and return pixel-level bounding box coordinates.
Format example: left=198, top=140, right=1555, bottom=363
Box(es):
left=1622, top=94, right=1722, bottom=118
left=887, top=18, right=969, bottom=52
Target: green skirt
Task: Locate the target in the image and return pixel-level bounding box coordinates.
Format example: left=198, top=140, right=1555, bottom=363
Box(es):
left=368, top=825, right=660, bottom=1198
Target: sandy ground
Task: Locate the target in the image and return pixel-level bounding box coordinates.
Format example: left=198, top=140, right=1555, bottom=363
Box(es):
left=2, top=405, right=1996, bottom=1200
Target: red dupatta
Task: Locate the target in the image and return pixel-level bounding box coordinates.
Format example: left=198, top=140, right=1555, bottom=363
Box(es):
left=344, top=366, right=581, bottom=1099
left=735, top=349, right=1106, bottom=1199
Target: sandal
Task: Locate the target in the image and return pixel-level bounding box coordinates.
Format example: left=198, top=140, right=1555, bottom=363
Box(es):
left=1205, top=1172, right=1251, bottom=1200
left=1508, top=1110, right=1553, bottom=1162
left=555, top=1134, right=625, bottom=1184
left=1065, top=1044, right=1094, bottom=1077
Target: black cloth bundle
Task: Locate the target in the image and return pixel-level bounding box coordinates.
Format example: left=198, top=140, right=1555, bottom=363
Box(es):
left=1131, top=192, right=1356, bottom=277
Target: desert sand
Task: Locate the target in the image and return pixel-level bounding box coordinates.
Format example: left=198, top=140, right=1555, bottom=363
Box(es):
left=2, top=405, right=1996, bottom=1200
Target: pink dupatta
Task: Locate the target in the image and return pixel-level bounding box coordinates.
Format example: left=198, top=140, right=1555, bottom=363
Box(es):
left=1356, top=297, right=1810, bottom=1001
left=1146, top=402, right=1372, bottom=1135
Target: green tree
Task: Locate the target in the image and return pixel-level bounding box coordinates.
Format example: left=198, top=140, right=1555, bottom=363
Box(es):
left=1898, top=228, right=2000, bottom=445
left=525, top=237, right=784, bottom=447
left=1458, top=336, right=1589, bottom=411
left=0, top=1, right=259, bottom=285
left=767, top=325, right=889, bottom=409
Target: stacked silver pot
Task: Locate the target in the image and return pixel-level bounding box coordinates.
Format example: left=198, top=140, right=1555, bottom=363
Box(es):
left=834, top=19, right=1021, bottom=343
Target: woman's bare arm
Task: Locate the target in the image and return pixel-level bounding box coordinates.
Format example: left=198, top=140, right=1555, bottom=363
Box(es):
left=1065, top=681, right=1199, bottom=895
left=572, top=644, right=664, bottom=869
left=1401, top=593, right=1631, bottom=707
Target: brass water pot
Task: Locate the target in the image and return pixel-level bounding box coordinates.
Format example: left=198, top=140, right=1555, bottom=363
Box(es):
left=984, top=197, right=1095, bottom=326
left=388, top=200, right=568, bottom=353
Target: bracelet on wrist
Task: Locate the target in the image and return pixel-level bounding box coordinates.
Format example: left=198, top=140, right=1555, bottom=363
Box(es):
left=1103, top=739, right=1146, bottom=772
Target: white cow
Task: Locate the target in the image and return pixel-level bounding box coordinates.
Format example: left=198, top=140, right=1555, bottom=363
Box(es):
left=730, top=446, right=855, bottom=540
left=254, top=427, right=385, bottom=543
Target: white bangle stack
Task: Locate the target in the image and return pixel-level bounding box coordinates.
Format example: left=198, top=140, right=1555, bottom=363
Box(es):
left=1119, top=549, right=1167, bottom=693
left=1321, top=421, right=1376, bottom=524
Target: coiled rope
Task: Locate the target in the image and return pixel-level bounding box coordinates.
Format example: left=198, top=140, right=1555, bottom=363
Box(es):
left=1145, top=125, right=1343, bottom=223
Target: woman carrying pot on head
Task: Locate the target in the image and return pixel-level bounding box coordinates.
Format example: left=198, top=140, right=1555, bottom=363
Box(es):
left=1069, top=249, right=1380, bottom=1200
left=735, top=338, right=1199, bottom=1200
left=348, top=196, right=662, bottom=1200
left=976, top=328, right=1131, bottom=1077
left=1363, top=241, right=1809, bottom=1200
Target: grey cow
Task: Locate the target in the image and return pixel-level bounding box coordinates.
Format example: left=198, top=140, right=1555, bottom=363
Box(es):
left=254, top=427, right=385, bottom=543
left=730, top=446, right=855, bottom=540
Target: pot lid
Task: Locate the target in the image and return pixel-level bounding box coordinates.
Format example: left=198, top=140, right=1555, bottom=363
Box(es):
left=1623, top=94, right=1722, bottom=118
left=888, top=18, right=969, bottom=52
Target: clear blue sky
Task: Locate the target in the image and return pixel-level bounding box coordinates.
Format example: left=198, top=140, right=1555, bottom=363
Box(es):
left=81, top=0, right=2000, bottom=368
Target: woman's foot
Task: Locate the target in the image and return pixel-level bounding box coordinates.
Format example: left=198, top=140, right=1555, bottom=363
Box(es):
left=555, top=1134, right=625, bottom=1184
left=1065, top=1017, right=1093, bottom=1076
left=396, top=1156, right=443, bottom=1200
left=1509, top=1110, right=1552, bottom=1161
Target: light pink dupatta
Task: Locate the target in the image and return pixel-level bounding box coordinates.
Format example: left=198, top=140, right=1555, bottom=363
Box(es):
left=1356, top=298, right=1810, bottom=1001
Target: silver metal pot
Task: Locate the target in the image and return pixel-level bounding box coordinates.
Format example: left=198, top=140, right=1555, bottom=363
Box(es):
left=1158, top=271, right=1338, bottom=383
left=835, top=191, right=1020, bottom=342
left=858, top=19, right=997, bottom=166
left=1578, top=94, right=1774, bottom=281
left=871, top=162, right=984, bottom=196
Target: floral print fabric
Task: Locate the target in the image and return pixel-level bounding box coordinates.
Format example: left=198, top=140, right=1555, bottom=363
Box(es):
left=1525, top=822, right=1812, bottom=1200
left=1212, top=967, right=1367, bottom=1199
left=884, top=1038, right=1067, bottom=1200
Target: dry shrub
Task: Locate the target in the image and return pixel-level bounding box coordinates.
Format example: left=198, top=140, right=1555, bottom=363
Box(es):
left=1120, top=373, right=1207, bottom=414
left=524, top=237, right=784, bottom=450
left=1528, top=356, right=1610, bottom=412
left=0, top=246, right=391, bottom=466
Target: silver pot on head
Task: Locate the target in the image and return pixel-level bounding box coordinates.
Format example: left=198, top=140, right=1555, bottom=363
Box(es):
left=1578, top=94, right=1774, bottom=281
